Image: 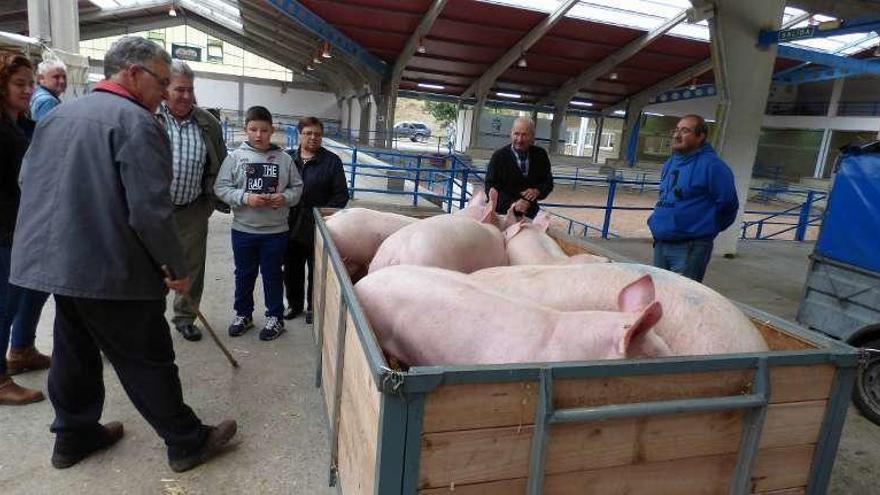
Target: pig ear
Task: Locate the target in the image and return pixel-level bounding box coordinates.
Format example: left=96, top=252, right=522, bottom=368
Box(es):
left=503, top=220, right=525, bottom=242
left=533, top=211, right=552, bottom=232
left=617, top=301, right=664, bottom=357
left=469, top=190, right=487, bottom=207
left=488, top=188, right=499, bottom=203
left=617, top=274, right=655, bottom=312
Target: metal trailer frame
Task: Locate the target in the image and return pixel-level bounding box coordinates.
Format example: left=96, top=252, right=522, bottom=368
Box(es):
left=312, top=209, right=859, bottom=495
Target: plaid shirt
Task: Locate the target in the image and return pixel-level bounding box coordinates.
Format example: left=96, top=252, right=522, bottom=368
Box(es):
left=161, top=103, right=208, bottom=206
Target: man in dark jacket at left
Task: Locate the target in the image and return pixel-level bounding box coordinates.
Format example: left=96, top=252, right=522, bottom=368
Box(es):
left=284, top=116, right=349, bottom=324
left=10, top=36, right=236, bottom=472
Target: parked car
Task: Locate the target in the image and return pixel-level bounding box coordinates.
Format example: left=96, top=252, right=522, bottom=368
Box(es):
left=394, top=121, right=432, bottom=142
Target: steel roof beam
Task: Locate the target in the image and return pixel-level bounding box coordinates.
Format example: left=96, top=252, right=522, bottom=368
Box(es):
left=539, top=8, right=689, bottom=108
left=391, top=0, right=448, bottom=85
left=460, top=0, right=579, bottom=99
left=261, top=0, right=388, bottom=78
left=604, top=58, right=713, bottom=115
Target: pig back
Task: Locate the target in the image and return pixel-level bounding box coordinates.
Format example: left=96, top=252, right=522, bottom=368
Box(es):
left=325, top=208, right=417, bottom=278
left=369, top=214, right=507, bottom=274
left=470, top=263, right=769, bottom=356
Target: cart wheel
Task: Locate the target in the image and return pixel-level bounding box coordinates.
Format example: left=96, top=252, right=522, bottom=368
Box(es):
left=853, top=336, right=880, bottom=426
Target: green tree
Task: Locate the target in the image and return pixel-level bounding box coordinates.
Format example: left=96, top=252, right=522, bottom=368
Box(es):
left=424, top=101, right=458, bottom=125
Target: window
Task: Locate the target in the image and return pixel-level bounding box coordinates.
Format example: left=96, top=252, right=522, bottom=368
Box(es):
left=585, top=131, right=594, bottom=147
left=147, top=30, right=165, bottom=49
left=207, top=37, right=224, bottom=63
left=601, top=132, right=616, bottom=149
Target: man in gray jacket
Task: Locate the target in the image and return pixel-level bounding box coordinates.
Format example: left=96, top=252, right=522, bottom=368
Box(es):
left=10, top=37, right=235, bottom=472
left=155, top=61, right=228, bottom=342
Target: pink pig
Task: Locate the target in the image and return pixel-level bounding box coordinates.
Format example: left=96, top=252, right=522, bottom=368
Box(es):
left=455, top=188, right=519, bottom=231
left=470, top=263, right=769, bottom=356
left=355, top=265, right=669, bottom=366
left=325, top=208, right=417, bottom=281
left=369, top=214, right=507, bottom=274
left=504, top=212, right=610, bottom=265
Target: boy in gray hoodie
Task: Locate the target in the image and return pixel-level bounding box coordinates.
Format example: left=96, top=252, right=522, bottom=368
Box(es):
left=214, top=106, right=303, bottom=340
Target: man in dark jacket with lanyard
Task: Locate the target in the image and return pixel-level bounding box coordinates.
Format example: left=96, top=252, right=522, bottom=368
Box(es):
left=284, top=116, right=349, bottom=324
left=155, top=60, right=228, bottom=342
left=484, top=117, right=554, bottom=218
left=647, top=114, right=739, bottom=282
left=10, top=37, right=235, bottom=472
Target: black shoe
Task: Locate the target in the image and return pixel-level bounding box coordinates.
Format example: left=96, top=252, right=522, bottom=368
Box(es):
left=305, top=311, right=313, bottom=325
left=52, top=422, right=125, bottom=469
left=176, top=324, right=202, bottom=342
left=259, top=317, right=286, bottom=341
left=168, top=420, right=237, bottom=473
left=228, top=315, right=253, bottom=337
left=283, top=307, right=301, bottom=320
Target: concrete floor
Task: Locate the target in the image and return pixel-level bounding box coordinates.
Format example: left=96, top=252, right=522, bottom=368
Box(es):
left=1, top=214, right=878, bottom=494
left=0, top=213, right=334, bottom=495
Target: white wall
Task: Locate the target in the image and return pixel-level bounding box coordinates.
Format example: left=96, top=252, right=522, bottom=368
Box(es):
left=88, top=65, right=340, bottom=120
left=476, top=112, right=552, bottom=150
left=763, top=115, right=880, bottom=132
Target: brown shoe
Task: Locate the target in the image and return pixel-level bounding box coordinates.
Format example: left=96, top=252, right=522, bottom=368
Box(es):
left=7, top=346, right=51, bottom=375
left=168, top=420, right=237, bottom=473
left=51, top=421, right=125, bottom=469
left=0, top=374, right=45, bottom=405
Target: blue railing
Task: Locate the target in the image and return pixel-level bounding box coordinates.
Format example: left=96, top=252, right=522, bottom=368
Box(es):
left=314, top=140, right=824, bottom=242
left=741, top=189, right=826, bottom=241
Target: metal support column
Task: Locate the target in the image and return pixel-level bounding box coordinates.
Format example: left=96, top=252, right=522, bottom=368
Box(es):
left=468, top=93, right=487, bottom=150
left=591, top=117, right=605, bottom=163
left=549, top=107, right=566, bottom=154
left=710, top=0, right=787, bottom=257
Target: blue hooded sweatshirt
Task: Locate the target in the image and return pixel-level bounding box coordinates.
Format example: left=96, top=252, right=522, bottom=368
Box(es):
left=647, top=143, right=739, bottom=242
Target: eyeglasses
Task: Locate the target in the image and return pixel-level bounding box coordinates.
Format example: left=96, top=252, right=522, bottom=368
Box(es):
left=136, top=65, right=170, bottom=88
left=669, top=127, right=696, bottom=137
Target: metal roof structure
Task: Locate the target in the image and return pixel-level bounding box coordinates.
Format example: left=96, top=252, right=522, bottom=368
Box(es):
left=1, top=0, right=878, bottom=109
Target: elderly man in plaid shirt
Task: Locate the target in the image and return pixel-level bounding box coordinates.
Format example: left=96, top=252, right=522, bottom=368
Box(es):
left=156, top=61, right=228, bottom=342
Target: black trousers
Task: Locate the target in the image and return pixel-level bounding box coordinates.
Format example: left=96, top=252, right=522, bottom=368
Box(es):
left=283, top=240, right=314, bottom=314
left=49, top=295, right=208, bottom=460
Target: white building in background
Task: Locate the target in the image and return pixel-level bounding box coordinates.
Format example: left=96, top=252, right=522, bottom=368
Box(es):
left=80, top=25, right=341, bottom=124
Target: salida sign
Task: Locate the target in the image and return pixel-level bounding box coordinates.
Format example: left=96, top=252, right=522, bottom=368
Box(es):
left=171, top=43, right=202, bottom=62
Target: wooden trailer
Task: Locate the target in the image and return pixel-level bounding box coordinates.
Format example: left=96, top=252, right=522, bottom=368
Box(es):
left=310, top=207, right=859, bottom=495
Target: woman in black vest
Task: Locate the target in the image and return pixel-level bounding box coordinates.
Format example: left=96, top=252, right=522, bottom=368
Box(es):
left=284, top=117, right=349, bottom=323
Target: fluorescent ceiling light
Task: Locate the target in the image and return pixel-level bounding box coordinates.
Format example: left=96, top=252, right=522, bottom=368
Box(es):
left=644, top=112, right=665, bottom=117
left=496, top=92, right=522, bottom=99
left=613, top=109, right=626, bottom=116
left=418, top=83, right=446, bottom=90
left=570, top=100, right=593, bottom=107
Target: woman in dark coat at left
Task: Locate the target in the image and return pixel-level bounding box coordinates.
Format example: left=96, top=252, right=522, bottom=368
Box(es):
left=0, top=52, right=44, bottom=405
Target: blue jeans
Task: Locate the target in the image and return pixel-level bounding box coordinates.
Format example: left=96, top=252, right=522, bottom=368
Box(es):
left=653, top=238, right=714, bottom=282
left=0, top=246, right=19, bottom=375
left=231, top=230, right=288, bottom=319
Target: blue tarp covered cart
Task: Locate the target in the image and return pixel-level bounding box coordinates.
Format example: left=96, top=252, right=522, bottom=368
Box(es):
left=798, top=143, right=880, bottom=424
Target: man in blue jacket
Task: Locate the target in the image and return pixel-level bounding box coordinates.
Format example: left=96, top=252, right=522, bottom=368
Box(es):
left=647, top=114, right=739, bottom=282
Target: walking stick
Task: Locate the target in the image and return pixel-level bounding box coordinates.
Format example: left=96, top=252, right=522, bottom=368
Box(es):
left=162, top=266, right=240, bottom=369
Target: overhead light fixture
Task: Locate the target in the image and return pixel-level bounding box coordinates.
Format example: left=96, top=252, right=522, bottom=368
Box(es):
left=313, top=52, right=322, bottom=64
left=418, top=83, right=446, bottom=90
left=645, top=112, right=665, bottom=117
left=417, top=38, right=427, bottom=54
left=306, top=64, right=315, bottom=71
left=517, top=55, right=527, bottom=68
left=570, top=100, right=593, bottom=107
left=609, top=72, right=619, bottom=80
left=322, top=42, right=332, bottom=59
left=168, top=1, right=177, bottom=17
left=688, top=78, right=698, bottom=91
left=496, top=92, right=522, bottom=99
left=613, top=109, right=626, bottom=116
